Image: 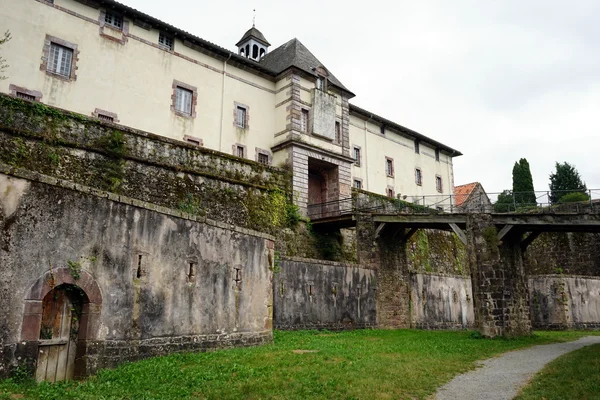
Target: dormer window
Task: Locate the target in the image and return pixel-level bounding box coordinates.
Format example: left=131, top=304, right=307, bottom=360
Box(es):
left=316, top=77, right=327, bottom=91
left=104, top=11, right=123, bottom=30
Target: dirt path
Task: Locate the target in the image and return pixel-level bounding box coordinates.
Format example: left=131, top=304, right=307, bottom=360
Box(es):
left=434, top=336, right=600, bottom=400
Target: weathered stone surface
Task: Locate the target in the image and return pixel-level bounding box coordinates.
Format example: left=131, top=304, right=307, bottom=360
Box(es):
left=410, top=273, right=474, bottom=329
left=467, top=214, right=531, bottom=337
left=0, top=95, right=290, bottom=234
left=529, top=275, right=600, bottom=330
left=0, top=172, right=273, bottom=378
left=525, top=232, right=600, bottom=276
left=274, top=257, right=376, bottom=330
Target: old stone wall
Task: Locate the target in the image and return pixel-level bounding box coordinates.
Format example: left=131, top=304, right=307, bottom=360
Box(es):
left=410, top=273, right=474, bottom=329
left=525, top=233, right=600, bottom=276
left=273, top=257, right=376, bottom=330
left=0, top=171, right=274, bottom=378
left=529, top=275, right=600, bottom=330
left=0, top=95, right=290, bottom=235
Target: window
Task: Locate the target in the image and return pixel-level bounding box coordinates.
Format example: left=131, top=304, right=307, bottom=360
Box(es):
left=158, top=32, right=174, bottom=50
left=236, top=145, right=245, bottom=158
left=256, top=148, right=271, bottom=165
left=387, top=187, right=394, bottom=198
left=48, top=43, right=73, bottom=78
left=353, top=146, right=361, bottom=166
left=335, top=121, right=341, bottom=143
left=380, top=125, right=385, bottom=135
left=171, top=81, right=197, bottom=117
left=16, top=92, right=36, bottom=101
left=236, top=106, right=247, bottom=128
left=415, top=168, right=422, bottom=186
left=10, top=85, right=42, bottom=101
left=92, top=108, right=118, bottom=123
left=414, top=140, right=420, bottom=154
left=353, top=179, right=362, bottom=189
left=258, top=153, right=269, bottom=165
left=98, top=114, right=114, bottom=122
left=104, top=11, right=123, bottom=30
left=385, top=157, right=394, bottom=177
left=436, top=175, right=443, bottom=192
left=300, top=109, right=309, bottom=133
left=184, top=135, right=203, bottom=146
left=316, top=77, right=327, bottom=91
left=175, top=87, right=193, bottom=115
left=435, top=148, right=440, bottom=162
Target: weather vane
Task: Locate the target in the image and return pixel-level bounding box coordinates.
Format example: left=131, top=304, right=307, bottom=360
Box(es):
left=253, top=9, right=256, bottom=27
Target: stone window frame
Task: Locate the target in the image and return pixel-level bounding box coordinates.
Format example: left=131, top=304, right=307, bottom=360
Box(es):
left=386, top=186, right=395, bottom=198
left=232, top=143, right=246, bottom=158
left=9, top=84, right=42, bottom=102
left=171, top=80, right=198, bottom=118
left=255, top=147, right=272, bottom=165
left=435, top=148, right=440, bottom=162
left=39, top=34, right=79, bottom=82
left=415, top=167, right=423, bottom=186
left=158, top=31, right=174, bottom=51
left=353, top=178, right=363, bottom=190
left=414, top=140, right=420, bottom=154
left=334, top=119, right=342, bottom=144
left=98, top=10, right=129, bottom=45
left=385, top=156, right=395, bottom=178
left=233, top=102, right=250, bottom=129
left=183, top=135, right=203, bottom=147
left=300, top=108, right=310, bottom=133
left=436, top=174, right=443, bottom=193
left=353, top=145, right=361, bottom=167
left=91, top=108, right=119, bottom=123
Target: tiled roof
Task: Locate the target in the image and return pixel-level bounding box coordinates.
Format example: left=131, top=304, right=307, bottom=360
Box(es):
left=454, top=182, right=479, bottom=206
left=236, top=27, right=271, bottom=47
left=259, top=38, right=350, bottom=93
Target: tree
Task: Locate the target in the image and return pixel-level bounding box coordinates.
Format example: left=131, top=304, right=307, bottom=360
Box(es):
left=0, top=30, right=11, bottom=80
left=512, top=158, right=536, bottom=206
left=494, top=190, right=514, bottom=212
left=549, top=162, right=587, bottom=204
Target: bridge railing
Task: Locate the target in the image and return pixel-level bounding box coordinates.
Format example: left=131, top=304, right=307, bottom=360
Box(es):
left=307, top=189, right=600, bottom=221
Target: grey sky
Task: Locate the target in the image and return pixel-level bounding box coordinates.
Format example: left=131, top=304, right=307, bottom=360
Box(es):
left=124, top=0, right=600, bottom=195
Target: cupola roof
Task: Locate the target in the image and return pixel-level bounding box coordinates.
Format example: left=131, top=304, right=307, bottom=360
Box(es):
left=236, top=26, right=271, bottom=47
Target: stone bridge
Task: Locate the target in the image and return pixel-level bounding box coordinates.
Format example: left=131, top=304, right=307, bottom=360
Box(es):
left=309, top=196, right=600, bottom=337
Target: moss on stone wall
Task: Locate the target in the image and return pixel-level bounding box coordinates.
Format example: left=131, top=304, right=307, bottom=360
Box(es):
left=406, top=230, right=468, bottom=275
left=0, top=95, right=293, bottom=235
left=525, top=232, right=600, bottom=276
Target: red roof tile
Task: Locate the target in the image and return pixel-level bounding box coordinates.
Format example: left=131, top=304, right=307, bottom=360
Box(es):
left=454, top=182, right=479, bottom=207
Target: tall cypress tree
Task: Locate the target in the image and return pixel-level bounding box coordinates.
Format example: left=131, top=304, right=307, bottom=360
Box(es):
left=512, top=158, right=536, bottom=206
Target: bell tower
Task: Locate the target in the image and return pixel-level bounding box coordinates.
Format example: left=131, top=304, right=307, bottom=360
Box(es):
left=236, top=25, right=270, bottom=61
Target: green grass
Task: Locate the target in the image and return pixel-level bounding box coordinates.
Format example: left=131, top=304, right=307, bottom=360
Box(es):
left=1, top=330, right=598, bottom=400
left=516, top=343, right=600, bottom=400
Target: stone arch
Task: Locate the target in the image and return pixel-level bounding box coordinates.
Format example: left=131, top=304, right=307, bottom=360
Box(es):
left=21, top=268, right=102, bottom=377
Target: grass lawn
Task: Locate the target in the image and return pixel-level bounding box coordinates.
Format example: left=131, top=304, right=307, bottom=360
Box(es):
left=1, top=329, right=598, bottom=400
left=516, top=342, right=600, bottom=400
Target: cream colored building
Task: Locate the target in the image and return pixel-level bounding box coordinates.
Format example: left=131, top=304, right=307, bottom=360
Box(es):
left=0, top=0, right=462, bottom=214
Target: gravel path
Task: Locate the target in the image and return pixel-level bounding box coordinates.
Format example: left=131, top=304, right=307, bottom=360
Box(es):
left=434, top=336, right=600, bottom=400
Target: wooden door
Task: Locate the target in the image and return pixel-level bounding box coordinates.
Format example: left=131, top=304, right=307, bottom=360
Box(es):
left=36, top=286, right=80, bottom=382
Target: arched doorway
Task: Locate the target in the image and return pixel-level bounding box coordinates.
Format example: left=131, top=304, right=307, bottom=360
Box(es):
left=35, top=284, right=87, bottom=382
left=22, top=267, right=102, bottom=381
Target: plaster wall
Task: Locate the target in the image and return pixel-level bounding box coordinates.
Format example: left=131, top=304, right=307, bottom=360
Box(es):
left=349, top=114, right=454, bottom=202
left=529, top=275, right=600, bottom=330
left=273, top=257, right=376, bottom=330
left=0, top=0, right=276, bottom=158
left=410, top=273, right=474, bottom=329
left=0, top=172, right=274, bottom=377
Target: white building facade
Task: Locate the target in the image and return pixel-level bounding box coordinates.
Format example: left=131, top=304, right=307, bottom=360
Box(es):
left=0, top=0, right=462, bottom=214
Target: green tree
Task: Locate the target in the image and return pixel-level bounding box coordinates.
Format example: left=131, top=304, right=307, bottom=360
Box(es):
left=512, top=158, right=536, bottom=206
left=0, top=30, right=11, bottom=80
left=494, top=190, right=514, bottom=212
left=549, top=162, right=587, bottom=203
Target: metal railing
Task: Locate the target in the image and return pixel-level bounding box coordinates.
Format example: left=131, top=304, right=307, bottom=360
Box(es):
left=306, top=189, right=600, bottom=220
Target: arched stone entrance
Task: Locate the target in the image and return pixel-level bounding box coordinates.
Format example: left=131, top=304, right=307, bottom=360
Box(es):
left=22, top=268, right=102, bottom=381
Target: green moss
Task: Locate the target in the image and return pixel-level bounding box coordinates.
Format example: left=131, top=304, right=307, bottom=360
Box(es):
left=483, top=226, right=500, bottom=254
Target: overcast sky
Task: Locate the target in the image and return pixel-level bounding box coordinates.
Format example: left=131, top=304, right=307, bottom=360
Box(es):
left=124, top=0, right=600, bottom=196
